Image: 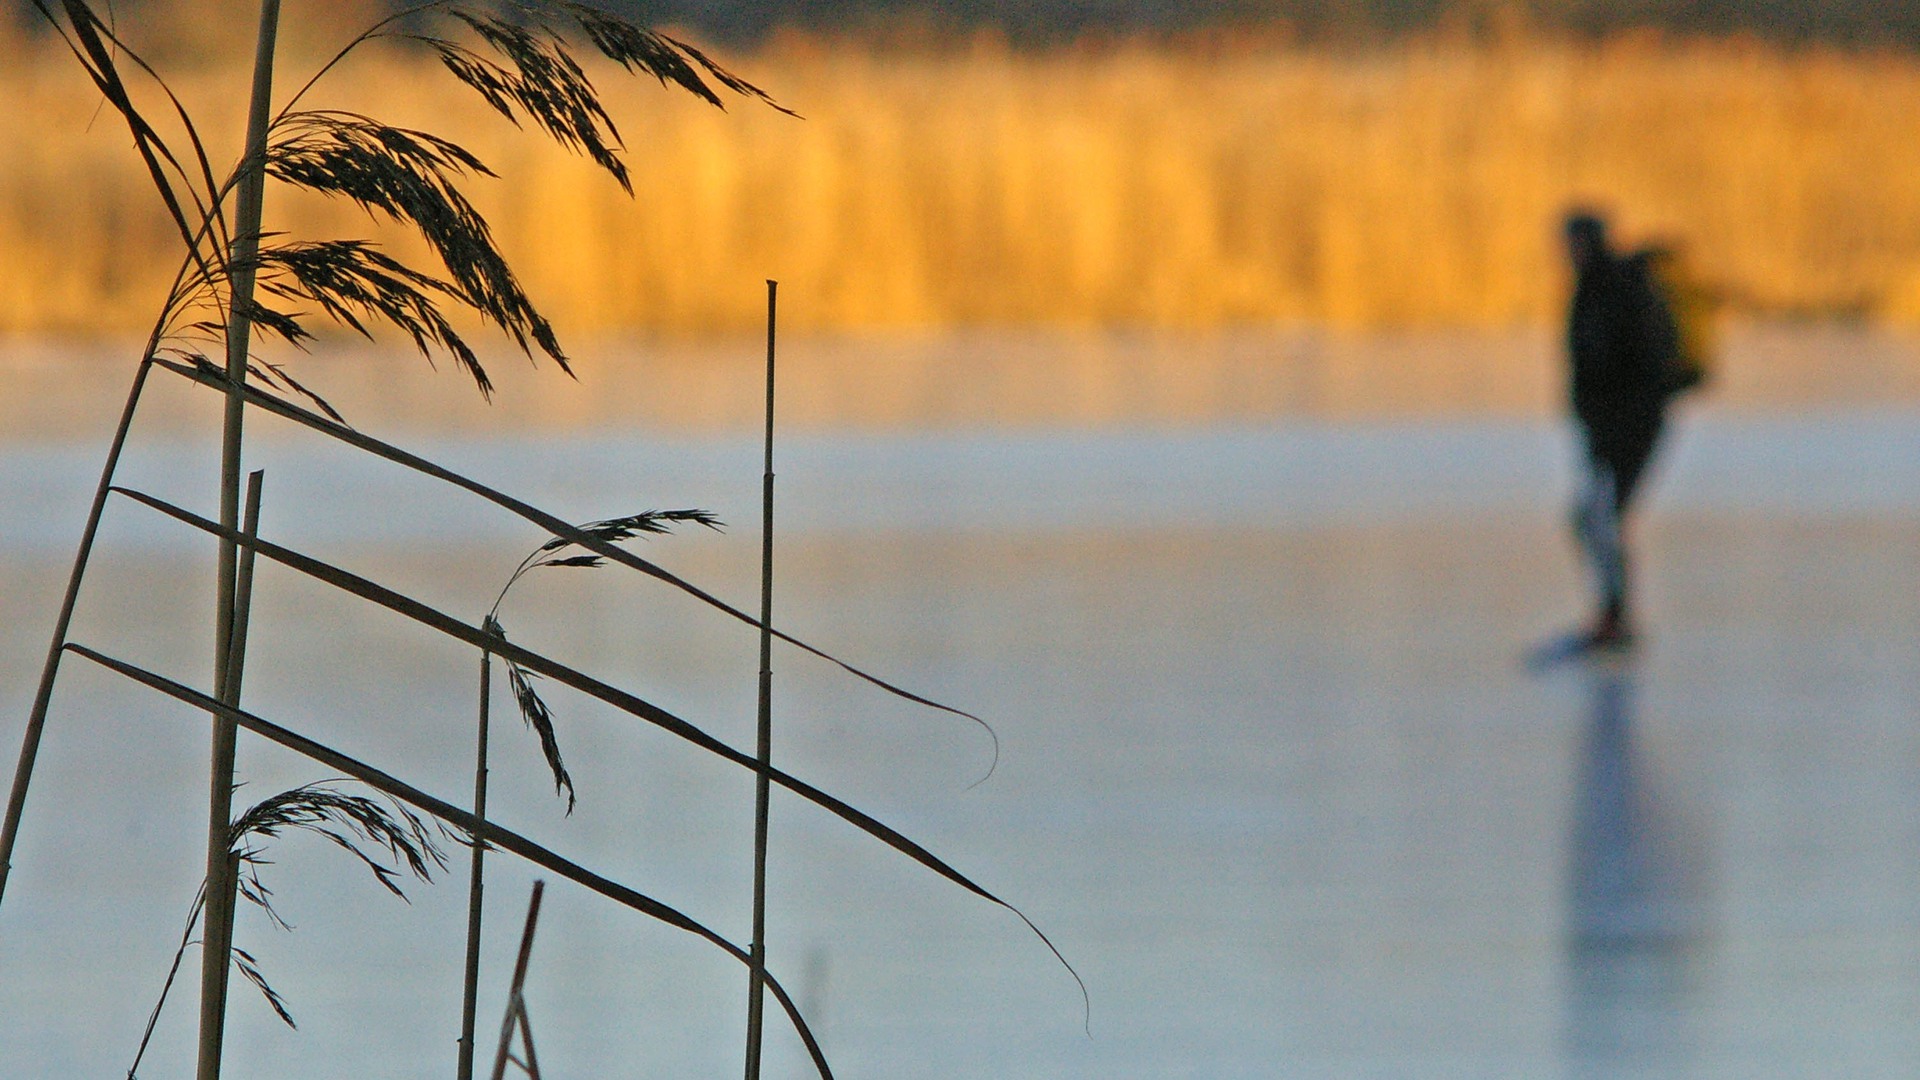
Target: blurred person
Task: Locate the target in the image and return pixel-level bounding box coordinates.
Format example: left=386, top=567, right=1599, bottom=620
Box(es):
left=1560, top=210, right=1680, bottom=651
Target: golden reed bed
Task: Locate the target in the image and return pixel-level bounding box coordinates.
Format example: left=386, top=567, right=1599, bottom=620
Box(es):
left=6, top=17, right=1920, bottom=337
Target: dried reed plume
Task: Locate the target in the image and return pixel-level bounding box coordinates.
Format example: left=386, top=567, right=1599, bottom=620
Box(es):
left=127, top=781, right=447, bottom=1074
left=485, top=508, right=726, bottom=811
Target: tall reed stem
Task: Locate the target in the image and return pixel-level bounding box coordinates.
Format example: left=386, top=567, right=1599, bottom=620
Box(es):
left=198, top=469, right=265, bottom=1080
left=744, top=279, right=778, bottom=1080
left=199, top=4, right=280, bottom=1077
left=0, top=354, right=155, bottom=908
left=458, top=645, right=495, bottom=1080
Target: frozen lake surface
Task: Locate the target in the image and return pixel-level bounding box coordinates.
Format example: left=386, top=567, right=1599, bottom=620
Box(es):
left=0, top=381, right=1917, bottom=1077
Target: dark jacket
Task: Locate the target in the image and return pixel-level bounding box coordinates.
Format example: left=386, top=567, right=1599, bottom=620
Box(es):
left=1568, top=251, right=1673, bottom=450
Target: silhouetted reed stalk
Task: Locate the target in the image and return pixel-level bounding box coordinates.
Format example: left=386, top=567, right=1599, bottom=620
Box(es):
left=744, top=279, right=778, bottom=1080
left=0, top=355, right=154, bottom=903
left=490, top=880, right=547, bottom=1080
left=458, top=642, right=494, bottom=1080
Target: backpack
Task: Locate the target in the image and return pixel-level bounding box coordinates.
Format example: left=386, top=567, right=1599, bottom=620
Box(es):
left=1629, top=245, right=1715, bottom=398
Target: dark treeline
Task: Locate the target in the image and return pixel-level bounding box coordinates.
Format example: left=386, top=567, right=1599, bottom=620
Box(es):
left=8, top=0, right=1920, bottom=47
left=577, top=0, right=1920, bottom=46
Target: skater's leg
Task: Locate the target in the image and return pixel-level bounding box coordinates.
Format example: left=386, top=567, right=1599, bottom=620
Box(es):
left=1573, top=461, right=1628, bottom=635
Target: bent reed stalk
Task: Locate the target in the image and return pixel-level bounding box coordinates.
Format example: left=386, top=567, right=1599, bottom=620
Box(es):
left=105, top=482, right=1038, bottom=931
left=155, top=355, right=1001, bottom=759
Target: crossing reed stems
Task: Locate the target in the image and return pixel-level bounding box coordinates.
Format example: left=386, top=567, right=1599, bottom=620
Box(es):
left=67, top=641, right=839, bottom=1076
left=490, top=880, right=546, bottom=1080
left=198, top=465, right=267, bottom=1080
left=199, top=11, right=281, bottom=1078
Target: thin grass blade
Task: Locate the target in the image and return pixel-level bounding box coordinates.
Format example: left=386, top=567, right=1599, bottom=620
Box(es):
left=153, top=358, right=1000, bottom=774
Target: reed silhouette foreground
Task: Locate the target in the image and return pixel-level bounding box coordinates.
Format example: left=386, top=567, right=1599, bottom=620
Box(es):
left=0, top=4, right=1079, bottom=1079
